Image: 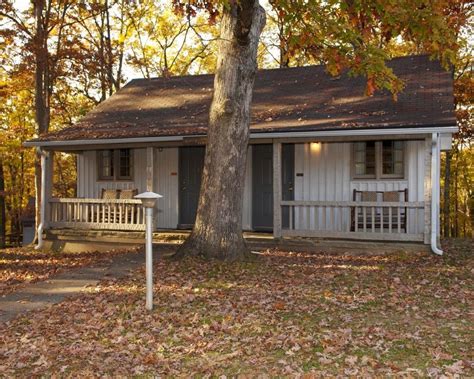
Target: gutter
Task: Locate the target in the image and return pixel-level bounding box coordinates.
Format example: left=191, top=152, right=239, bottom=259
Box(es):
left=430, top=132, right=443, bottom=255
left=250, top=126, right=458, bottom=139
left=24, top=126, right=458, bottom=148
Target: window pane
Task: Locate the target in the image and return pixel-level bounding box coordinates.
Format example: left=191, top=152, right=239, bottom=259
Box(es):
left=382, top=141, right=404, bottom=176
left=119, top=149, right=131, bottom=178
left=365, top=141, right=376, bottom=175
left=354, top=141, right=375, bottom=177
left=100, top=150, right=114, bottom=178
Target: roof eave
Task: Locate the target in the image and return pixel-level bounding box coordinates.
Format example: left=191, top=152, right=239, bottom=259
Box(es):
left=24, top=125, right=458, bottom=148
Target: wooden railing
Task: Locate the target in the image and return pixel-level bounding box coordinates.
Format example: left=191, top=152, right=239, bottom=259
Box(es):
left=281, top=200, right=425, bottom=242
left=49, top=198, right=146, bottom=231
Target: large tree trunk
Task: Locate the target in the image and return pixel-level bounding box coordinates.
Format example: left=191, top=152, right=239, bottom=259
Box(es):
left=0, top=157, right=5, bottom=249
left=174, top=1, right=265, bottom=261
left=33, top=0, right=50, bottom=244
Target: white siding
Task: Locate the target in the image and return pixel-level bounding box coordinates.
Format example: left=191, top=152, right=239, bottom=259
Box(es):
left=294, top=142, right=352, bottom=231
left=77, top=149, right=147, bottom=198
left=294, top=141, right=426, bottom=234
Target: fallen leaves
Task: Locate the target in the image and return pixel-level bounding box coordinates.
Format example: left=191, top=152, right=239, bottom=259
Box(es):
left=0, top=247, right=140, bottom=296
left=0, top=239, right=472, bottom=376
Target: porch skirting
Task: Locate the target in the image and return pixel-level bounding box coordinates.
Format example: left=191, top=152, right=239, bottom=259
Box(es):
left=43, top=229, right=428, bottom=254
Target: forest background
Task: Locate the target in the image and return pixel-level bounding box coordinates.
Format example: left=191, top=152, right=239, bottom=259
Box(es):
left=0, top=0, right=472, bottom=247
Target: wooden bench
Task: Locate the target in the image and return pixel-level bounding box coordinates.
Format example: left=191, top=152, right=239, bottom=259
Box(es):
left=100, top=188, right=139, bottom=224
left=351, top=189, right=408, bottom=232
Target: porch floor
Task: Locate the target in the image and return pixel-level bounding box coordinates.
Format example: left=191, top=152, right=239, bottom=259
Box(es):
left=44, top=229, right=429, bottom=254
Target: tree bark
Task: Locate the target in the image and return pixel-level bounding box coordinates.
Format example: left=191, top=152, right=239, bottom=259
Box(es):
left=33, top=0, right=50, bottom=244
left=174, top=1, right=266, bottom=261
left=0, top=157, right=5, bottom=249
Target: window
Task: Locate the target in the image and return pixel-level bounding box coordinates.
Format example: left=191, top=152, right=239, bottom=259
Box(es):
left=98, top=149, right=133, bottom=180
left=353, top=141, right=404, bottom=179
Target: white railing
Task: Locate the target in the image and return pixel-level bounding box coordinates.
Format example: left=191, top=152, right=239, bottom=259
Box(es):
left=281, top=200, right=425, bottom=241
left=49, top=198, right=146, bottom=231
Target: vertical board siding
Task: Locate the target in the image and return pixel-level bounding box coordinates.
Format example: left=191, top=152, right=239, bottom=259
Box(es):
left=154, top=148, right=179, bottom=229
left=76, top=149, right=147, bottom=198
left=294, top=141, right=426, bottom=235
left=294, top=143, right=351, bottom=231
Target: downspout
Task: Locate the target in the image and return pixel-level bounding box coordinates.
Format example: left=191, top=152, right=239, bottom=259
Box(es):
left=35, top=148, right=48, bottom=250
left=431, top=133, right=443, bottom=255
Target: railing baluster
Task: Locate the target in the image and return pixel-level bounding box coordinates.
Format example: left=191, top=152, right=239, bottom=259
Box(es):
left=389, top=207, right=392, bottom=234
left=363, top=206, right=367, bottom=232
left=355, top=206, right=359, bottom=232
left=397, top=207, right=401, bottom=234
left=289, top=205, right=293, bottom=230
left=380, top=205, right=383, bottom=234
left=371, top=207, right=375, bottom=233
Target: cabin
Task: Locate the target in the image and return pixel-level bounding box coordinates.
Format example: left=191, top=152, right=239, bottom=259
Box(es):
left=25, top=55, right=456, bottom=253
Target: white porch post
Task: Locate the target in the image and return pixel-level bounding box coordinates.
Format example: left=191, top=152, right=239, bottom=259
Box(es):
left=146, top=147, right=154, bottom=192
left=273, top=141, right=282, bottom=238
left=36, top=149, right=51, bottom=249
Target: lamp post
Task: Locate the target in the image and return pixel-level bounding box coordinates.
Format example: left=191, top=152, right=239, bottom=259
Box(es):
left=134, top=191, right=163, bottom=310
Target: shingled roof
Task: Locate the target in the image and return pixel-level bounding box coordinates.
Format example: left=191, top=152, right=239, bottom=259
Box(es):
left=39, top=55, right=455, bottom=142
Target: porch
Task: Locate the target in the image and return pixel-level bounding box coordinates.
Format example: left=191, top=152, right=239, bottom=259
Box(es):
left=38, top=135, right=442, bottom=246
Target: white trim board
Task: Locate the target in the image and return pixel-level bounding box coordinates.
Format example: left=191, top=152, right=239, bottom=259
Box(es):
left=24, top=126, right=458, bottom=148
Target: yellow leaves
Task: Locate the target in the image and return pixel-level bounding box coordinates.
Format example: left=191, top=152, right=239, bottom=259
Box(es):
left=365, top=76, right=377, bottom=96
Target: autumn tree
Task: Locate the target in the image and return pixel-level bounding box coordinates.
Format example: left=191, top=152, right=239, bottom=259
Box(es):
left=125, top=1, right=218, bottom=77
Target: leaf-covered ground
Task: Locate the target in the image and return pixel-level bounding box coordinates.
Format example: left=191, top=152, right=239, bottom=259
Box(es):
left=0, top=240, right=473, bottom=376
left=0, top=247, right=139, bottom=296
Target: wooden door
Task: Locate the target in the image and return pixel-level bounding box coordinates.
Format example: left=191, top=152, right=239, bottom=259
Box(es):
left=179, top=146, right=205, bottom=228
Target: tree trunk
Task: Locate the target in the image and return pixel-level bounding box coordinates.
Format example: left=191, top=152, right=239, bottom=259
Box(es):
left=0, top=157, right=5, bottom=249
left=443, top=151, right=451, bottom=237
left=174, top=1, right=266, bottom=261
left=33, top=0, right=50, bottom=244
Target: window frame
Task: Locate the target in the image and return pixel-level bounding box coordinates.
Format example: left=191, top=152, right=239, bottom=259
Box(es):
left=97, top=149, right=134, bottom=181
left=352, top=141, right=405, bottom=180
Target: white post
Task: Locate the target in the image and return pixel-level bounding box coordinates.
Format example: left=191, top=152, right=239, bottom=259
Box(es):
left=36, top=149, right=49, bottom=250
left=134, top=191, right=163, bottom=311
left=145, top=206, right=154, bottom=310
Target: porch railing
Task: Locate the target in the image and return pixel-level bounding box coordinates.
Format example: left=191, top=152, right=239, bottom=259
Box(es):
left=49, top=198, right=146, bottom=231
left=281, top=200, right=425, bottom=242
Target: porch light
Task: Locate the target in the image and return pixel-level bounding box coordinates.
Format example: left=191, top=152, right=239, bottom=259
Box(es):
left=310, top=142, right=321, bottom=153
left=134, top=191, right=163, bottom=310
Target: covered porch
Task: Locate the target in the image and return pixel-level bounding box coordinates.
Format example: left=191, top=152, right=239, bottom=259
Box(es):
left=37, top=131, right=448, bottom=246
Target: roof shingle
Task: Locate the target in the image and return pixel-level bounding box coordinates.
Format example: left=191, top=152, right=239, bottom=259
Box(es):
left=40, top=55, right=455, bottom=142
